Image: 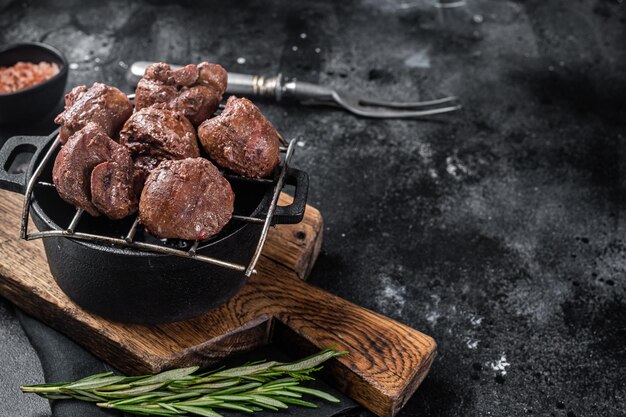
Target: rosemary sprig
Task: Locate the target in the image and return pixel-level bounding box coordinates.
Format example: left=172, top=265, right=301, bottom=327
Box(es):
left=21, top=348, right=347, bottom=417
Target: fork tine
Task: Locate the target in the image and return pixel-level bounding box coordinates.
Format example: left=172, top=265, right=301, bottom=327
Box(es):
left=344, top=104, right=462, bottom=118
left=332, top=91, right=461, bottom=119
left=359, top=96, right=459, bottom=109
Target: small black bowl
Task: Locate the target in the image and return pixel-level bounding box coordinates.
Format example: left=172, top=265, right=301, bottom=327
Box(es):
left=0, top=42, right=68, bottom=124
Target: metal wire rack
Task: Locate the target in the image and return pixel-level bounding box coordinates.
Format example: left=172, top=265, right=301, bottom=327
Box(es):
left=19, top=130, right=295, bottom=278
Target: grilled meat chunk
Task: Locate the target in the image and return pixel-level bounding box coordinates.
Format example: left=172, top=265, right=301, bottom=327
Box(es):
left=52, top=123, right=137, bottom=218
left=54, top=83, right=132, bottom=144
left=90, top=160, right=137, bottom=220
left=197, top=96, right=280, bottom=178
left=139, top=158, right=234, bottom=240
left=134, top=62, right=227, bottom=126
left=119, top=106, right=200, bottom=190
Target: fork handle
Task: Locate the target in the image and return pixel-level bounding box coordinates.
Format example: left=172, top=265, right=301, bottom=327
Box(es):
left=229, top=76, right=335, bottom=104
left=128, top=61, right=333, bottom=103
left=282, top=80, right=334, bottom=104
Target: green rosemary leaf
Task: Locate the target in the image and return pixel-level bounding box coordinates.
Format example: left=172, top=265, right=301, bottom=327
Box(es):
left=263, top=377, right=300, bottom=386
left=210, top=362, right=278, bottom=378
left=273, top=349, right=346, bottom=372
left=188, top=379, right=241, bottom=389
left=174, top=405, right=224, bottom=417
left=259, top=389, right=302, bottom=398
left=104, top=403, right=180, bottom=416
left=39, top=394, right=73, bottom=400
left=287, top=372, right=315, bottom=381
left=248, top=394, right=288, bottom=409
left=247, top=405, right=263, bottom=412
left=209, top=382, right=261, bottom=395
left=152, top=391, right=205, bottom=402
left=253, top=371, right=282, bottom=378
left=273, top=396, right=318, bottom=408
left=72, top=389, right=107, bottom=402
left=96, top=384, right=133, bottom=391
left=210, top=395, right=253, bottom=402
left=95, top=383, right=166, bottom=398
left=176, top=399, right=224, bottom=407
left=71, top=394, right=106, bottom=402
left=213, top=402, right=255, bottom=413
left=240, top=376, right=269, bottom=383
left=132, top=367, right=199, bottom=386
left=75, top=372, right=114, bottom=382
left=168, top=387, right=212, bottom=394
left=65, top=376, right=127, bottom=390
left=195, top=366, right=226, bottom=378
left=250, top=403, right=278, bottom=411
left=102, top=393, right=163, bottom=406
left=287, top=386, right=341, bottom=403
left=156, top=403, right=182, bottom=413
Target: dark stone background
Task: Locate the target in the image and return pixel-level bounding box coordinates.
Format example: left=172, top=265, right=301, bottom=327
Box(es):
left=1, top=0, right=625, bottom=416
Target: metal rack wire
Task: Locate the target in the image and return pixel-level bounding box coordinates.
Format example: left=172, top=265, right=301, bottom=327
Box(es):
left=19, top=131, right=296, bottom=277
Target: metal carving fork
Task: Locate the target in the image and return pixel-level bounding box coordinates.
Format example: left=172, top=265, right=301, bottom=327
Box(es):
left=129, top=61, right=460, bottom=119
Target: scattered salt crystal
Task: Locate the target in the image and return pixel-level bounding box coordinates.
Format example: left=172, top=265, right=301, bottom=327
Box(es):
left=314, top=48, right=321, bottom=53
left=426, top=311, right=440, bottom=325
left=490, top=355, right=510, bottom=375
left=236, top=57, right=246, bottom=64
left=300, top=33, right=307, bottom=39
left=292, top=46, right=298, bottom=52
left=470, top=315, right=483, bottom=326
left=69, top=63, right=79, bottom=70
left=376, top=275, right=407, bottom=317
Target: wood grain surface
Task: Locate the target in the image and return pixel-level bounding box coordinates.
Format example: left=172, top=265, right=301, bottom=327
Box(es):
left=0, top=189, right=436, bottom=417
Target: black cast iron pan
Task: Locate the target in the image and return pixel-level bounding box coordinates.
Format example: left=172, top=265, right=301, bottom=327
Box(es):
left=0, top=131, right=308, bottom=324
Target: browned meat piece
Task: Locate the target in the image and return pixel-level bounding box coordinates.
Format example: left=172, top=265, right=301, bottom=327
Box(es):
left=134, top=62, right=227, bottom=126
left=52, top=123, right=137, bottom=218
left=119, top=106, right=200, bottom=190
left=63, top=85, right=88, bottom=106
left=197, top=96, right=280, bottom=178
left=91, top=160, right=137, bottom=220
left=139, top=158, right=234, bottom=240
left=197, top=63, right=228, bottom=93
left=54, top=83, right=132, bottom=144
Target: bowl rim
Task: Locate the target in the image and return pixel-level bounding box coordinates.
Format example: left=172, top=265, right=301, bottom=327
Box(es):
left=0, top=41, right=68, bottom=97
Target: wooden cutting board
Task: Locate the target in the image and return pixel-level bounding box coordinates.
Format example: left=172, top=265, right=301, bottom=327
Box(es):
left=0, top=190, right=436, bottom=417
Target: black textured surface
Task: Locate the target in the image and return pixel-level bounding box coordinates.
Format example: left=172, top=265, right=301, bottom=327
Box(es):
left=0, top=300, right=49, bottom=417
left=17, top=310, right=123, bottom=417
left=1, top=1, right=625, bottom=417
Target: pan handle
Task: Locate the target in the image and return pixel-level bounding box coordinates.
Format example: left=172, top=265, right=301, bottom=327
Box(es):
left=0, top=135, right=50, bottom=194
left=272, top=167, right=309, bottom=225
